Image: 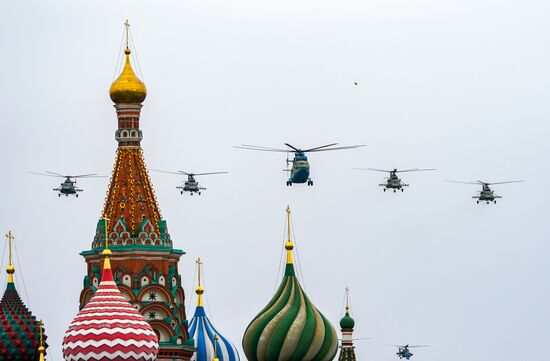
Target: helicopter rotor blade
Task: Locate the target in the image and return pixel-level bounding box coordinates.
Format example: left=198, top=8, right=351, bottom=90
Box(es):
left=306, top=144, right=365, bottom=152
left=234, top=145, right=290, bottom=152
left=395, top=168, right=436, bottom=173
left=485, top=180, right=524, bottom=185
left=302, top=143, right=338, bottom=152
left=408, top=345, right=430, bottom=348
left=28, top=171, right=65, bottom=178
left=284, top=143, right=301, bottom=152
left=71, top=174, right=102, bottom=178
left=445, top=180, right=482, bottom=185
left=353, top=168, right=392, bottom=173
left=45, top=171, right=68, bottom=177
left=150, top=169, right=190, bottom=176
left=192, top=172, right=229, bottom=176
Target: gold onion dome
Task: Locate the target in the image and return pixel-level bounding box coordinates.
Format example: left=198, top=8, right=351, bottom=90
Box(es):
left=109, top=47, right=147, bottom=104
left=242, top=207, right=338, bottom=361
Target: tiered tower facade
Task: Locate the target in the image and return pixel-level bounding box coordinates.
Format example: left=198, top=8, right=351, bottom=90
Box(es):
left=78, top=24, right=194, bottom=361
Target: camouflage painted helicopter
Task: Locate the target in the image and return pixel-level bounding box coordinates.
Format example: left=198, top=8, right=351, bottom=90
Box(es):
left=152, top=170, right=228, bottom=195
left=393, top=344, right=429, bottom=360
left=354, top=168, right=436, bottom=192
left=28, top=171, right=104, bottom=197
left=236, top=143, right=365, bottom=186
left=446, top=179, right=524, bottom=204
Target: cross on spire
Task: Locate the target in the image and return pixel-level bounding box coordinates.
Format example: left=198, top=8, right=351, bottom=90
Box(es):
left=196, top=257, right=203, bottom=287
left=102, top=215, right=110, bottom=249
left=285, top=206, right=294, bottom=265
left=195, top=257, right=205, bottom=306
left=5, top=231, right=14, bottom=266
left=5, top=231, right=15, bottom=283
left=124, top=19, right=130, bottom=49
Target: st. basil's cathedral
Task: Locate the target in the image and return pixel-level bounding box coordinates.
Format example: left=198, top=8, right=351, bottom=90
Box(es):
left=0, top=24, right=359, bottom=361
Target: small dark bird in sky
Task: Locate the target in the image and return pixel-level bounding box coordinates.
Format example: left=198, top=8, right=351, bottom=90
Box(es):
left=354, top=82, right=358, bottom=86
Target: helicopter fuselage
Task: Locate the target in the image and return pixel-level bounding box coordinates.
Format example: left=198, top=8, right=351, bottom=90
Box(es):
left=474, top=185, right=500, bottom=204
left=381, top=173, right=408, bottom=192
left=397, top=347, right=413, bottom=359
left=287, top=153, right=312, bottom=185
left=177, top=175, right=205, bottom=195
left=55, top=179, right=81, bottom=197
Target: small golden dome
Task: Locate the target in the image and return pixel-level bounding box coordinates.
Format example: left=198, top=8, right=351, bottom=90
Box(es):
left=285, top=241, right=294, bottom=251
left=196, top=285, right=205, bottom=295
left=102, top=248, right=112, bottom=257
left=6, top=265, right=14, bottom=275
left=109, top=47, right=147, bottom=104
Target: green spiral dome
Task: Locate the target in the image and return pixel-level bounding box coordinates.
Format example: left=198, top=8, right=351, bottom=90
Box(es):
left=242, top=264, right=338, bottom=361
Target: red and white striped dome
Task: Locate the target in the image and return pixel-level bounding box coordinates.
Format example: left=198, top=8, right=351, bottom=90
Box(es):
left=62, top=250, right=159, bottom=361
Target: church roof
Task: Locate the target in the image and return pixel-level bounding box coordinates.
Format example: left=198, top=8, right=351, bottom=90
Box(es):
left=242, top=207, right=338, bottom=361
left=0, top=231, right=46, bottom=361
left=62, top=248, right=159, bottom=361
left=188, top=258, right=240, bottom=361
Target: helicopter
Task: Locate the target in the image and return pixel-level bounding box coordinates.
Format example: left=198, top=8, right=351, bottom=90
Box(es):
left=393, top=344, right=429, bottom=360
left=353, top=168, right=436, bottom=192
left=446, top=179, right=524, bottom=204
left=28, top=171, right=104, bottom=197
left=151, top=170, right=228, bottom=195
left=235, top=143, right=365, bottom=186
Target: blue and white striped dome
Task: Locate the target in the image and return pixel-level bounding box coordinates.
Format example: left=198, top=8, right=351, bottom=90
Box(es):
left=188, top=306, right=239, bottom=361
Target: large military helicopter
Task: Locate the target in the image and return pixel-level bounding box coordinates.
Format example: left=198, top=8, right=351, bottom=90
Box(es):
left=446, top=179, right=524, bottom=204
left=28, top=171, right=104, bottom=197
left=393, top=344, right=429, bottom=360
left=151, top=170, right=228, bottom=195
left=353, top=168, right=436, bottom=192
left=235, top=143, right=365, bottom=186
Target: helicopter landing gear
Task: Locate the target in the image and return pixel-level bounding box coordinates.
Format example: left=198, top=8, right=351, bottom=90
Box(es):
left=383, top=188, right=386, bottom=192
left=307, top=180, right=313, bottom=186
left=181, top=191, right=184, bottom=195
left=494, top=200, right=497, bottom=204
left=477, top=200, right=479, bottom=204
left=487, top=201, right=490, bottom=204
left=393, top=189, right=396, bottom=193
left=76, top=194, right=79, bottom=198
left=401, top=188, right=404, bottom=192
left=58, top=194, right=61, bottom=197
left=286, top=181, right=292, bottom=186
left=198, top=192, right=201, bottom=195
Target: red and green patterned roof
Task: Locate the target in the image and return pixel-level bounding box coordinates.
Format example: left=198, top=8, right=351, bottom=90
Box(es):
left=0, top=282, right=46, bottom=360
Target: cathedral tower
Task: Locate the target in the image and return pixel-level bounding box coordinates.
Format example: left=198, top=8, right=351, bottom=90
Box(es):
left=338, top=288, right=356, bottom=361
left=78, top=21, right=194, bottom=360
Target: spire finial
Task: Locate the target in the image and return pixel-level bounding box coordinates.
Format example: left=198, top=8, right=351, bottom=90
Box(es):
left=213, top=334, right=220, bottom=361
left=195, top=257, right=204, bottom=307
left=124, top=19, right=130, bottom=51
left=101, top=216, right=112, bottom=269
left=345, top=286, right=350, bottom=313
left=285, top=206, right=294, bottom=264
left=38, top=319, right=45, bottom=361
left=5, top=231, right=15, bottom=283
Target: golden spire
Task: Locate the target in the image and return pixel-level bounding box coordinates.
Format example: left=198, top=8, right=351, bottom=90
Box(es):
left=213, top=334, right=220, bottom=361
left=38, top=320, right=45, bottom=361
left=102, top=216, right=112, bottom=270
left=109, top=20, right=147, bottom=104
left=285, top=206, right=294, bottom=264
left=196, top=258, right=204, bottom=307
left=5, top=231, right=15, bottom=284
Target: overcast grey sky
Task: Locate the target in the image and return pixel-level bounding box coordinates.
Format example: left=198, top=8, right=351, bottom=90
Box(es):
left=1, top=0, right=549, bottom=360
